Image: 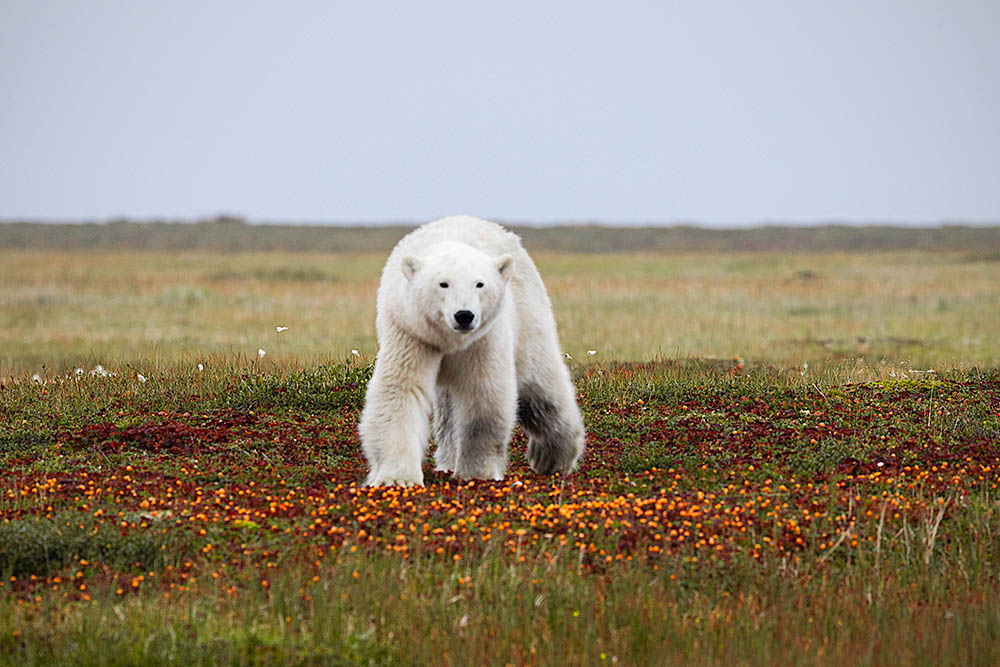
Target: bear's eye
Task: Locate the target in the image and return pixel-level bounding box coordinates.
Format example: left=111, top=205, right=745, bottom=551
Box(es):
left=439, top=282, right=449, bottom=288
left=476, top=282, right=484, bottom=288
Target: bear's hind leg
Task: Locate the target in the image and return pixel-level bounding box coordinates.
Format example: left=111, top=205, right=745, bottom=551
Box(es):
left=433, top=388, right=459, bottom=473
left=439, top=336, right=517, bottom=481
left=453, top=410, right=512, bottom=480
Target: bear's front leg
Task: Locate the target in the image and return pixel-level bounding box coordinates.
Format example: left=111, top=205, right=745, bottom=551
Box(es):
left=439, top=332, right=517, bottom=481
left=359, top=331, right=442, bottom=486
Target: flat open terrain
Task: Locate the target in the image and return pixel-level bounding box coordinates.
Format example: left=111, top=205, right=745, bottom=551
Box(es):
left=3, top=247, right=999, bottom=377
left=1, top=223, right=999, bottom=665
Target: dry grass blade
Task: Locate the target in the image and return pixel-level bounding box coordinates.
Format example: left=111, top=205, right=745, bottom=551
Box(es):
left=923, top=497, right=952, bottom=566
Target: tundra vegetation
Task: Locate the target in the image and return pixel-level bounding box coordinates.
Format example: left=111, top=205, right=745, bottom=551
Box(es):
left=1, top=222, right=999, bottom=665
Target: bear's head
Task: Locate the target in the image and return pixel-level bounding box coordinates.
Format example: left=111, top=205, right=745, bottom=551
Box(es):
left=400, top=242, right=515, bottom=345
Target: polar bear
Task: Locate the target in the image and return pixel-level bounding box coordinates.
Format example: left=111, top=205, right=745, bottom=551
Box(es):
left=359, top=215, right=585, bottom=486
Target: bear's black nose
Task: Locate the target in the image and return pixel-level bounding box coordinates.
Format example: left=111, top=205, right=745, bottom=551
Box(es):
left=454, top=310, right=475, bottom=329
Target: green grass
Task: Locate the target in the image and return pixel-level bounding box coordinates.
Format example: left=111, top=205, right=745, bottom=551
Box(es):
left=0, top=513, right=180, bottom=578
left=3, top=548, right=999, bottom=666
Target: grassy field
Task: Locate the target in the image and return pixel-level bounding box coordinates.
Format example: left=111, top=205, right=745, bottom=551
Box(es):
left=2, top=248, right=999, bottom=378
left=1, top=224, right=999, bottom=665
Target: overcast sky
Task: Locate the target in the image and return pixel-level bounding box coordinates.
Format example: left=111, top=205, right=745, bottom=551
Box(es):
left=1, top=1, right=998, bottom=225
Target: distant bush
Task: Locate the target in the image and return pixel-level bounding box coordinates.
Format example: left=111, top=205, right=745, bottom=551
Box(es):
left=0, top=516, right=177, bottom=577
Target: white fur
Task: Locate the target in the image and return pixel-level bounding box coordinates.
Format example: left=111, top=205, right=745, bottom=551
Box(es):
left=359, top=215, right=586, bottom=486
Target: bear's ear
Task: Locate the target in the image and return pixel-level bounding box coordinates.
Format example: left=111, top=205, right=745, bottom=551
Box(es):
left=401, top=256, right=421, bottom=280
left=495, top=254, right=515, bottom=281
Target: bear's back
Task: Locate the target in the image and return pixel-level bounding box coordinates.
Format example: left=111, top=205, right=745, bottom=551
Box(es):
left=392, top=215, right=524, bottom=259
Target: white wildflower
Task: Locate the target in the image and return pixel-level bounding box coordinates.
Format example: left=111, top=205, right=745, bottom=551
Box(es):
left=137, top=373, right=147, bottom=383
left=587, top=350, right=597, bottom=356
left=351, top=349, right=361, bottom=357
left=276, top=326, right=289, bottom=333
left=75, top=367, right=84, bottom=376
left=91, top=364, right=108, bottom=377
left=32, top=373, right=42, bottom=383
left=258, top=348, right=266, bottom=358
left=564, top=353, right=573, bottom=360
left=197, top=363, right=204, bottom=372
